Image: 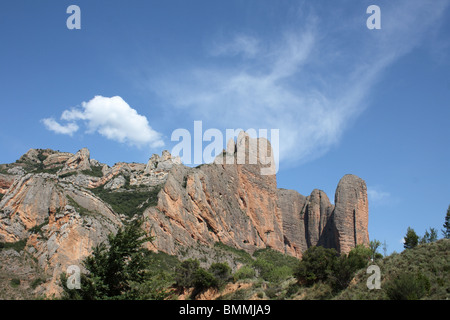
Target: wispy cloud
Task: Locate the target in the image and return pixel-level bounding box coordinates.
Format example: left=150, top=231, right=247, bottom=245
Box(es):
left=368, top=187, right=391, bottom=205
left=42, top=96, right=164, bottom=148
left=147, top=0, right=448, bottom=167
left=209, top=34, right=260, bottom=58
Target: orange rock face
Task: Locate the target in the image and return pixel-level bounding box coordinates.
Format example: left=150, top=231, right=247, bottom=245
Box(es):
left=0, top=145, right=370, bottom=297
left=333, top=174, right=370, bottom=254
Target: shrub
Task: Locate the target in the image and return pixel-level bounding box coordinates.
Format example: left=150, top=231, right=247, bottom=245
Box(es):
left=174, top=259, right=201, bottom=288
left=59, top=171, right=78, bottom=179
left=385, top=272, right=430, bottom=300
left=128, top=270, right=174, bottom=300
left=265, top=284, right=281, bottom=299
left=294, top=246, right=338, bottom=286
left=252, top=248, right=299, bottom=283
left=214, top=242, right=253, bottom=265
left=81, top=166, right=103, bottom=178
left=193, top=268, right=218, bottom=291
left=29, top=219, right=49, bottom=237
left=328, top=254, right=365, bottom=292
left=10, top=278, right=21, bottom=287
left=91, top=185, right=161, bottom=218
left=233, top=265, right=255, bottom=281
left=31, top=278, right=45, bottom=289
left=0, top=239, right=27, bottom=252
left=209, top=262, right=232, bottom=287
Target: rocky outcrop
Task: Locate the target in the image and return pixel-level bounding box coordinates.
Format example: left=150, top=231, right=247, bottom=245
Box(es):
left=43, top=152, right=73, bottom=167
left=0, top=143, right=370, bottom=296
left=0, top=171, right=122, bottom=295
left=277, top=189, right=308, bottom=257
left=0, top=174, right=16, bottom=194
left=144, top=150, right=181, bottom=174
left=333, top=174, right=369, bottom=254
left=143, top=133, right=284, bottom=256
left=62, top=148, right=91, bottom=172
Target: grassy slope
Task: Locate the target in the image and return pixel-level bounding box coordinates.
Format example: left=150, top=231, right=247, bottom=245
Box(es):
left=335, top=239, right=450, bottom=300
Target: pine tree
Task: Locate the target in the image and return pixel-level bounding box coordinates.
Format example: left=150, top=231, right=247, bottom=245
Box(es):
left=429, top=228, right=438, bottom=242
left=442, top=205, right=450, bottom=239
left=403, top=227, right=419, bottom=249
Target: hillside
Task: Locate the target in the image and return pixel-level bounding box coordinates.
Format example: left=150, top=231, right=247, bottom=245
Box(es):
left=335, top=239, right=450, bottom=300
left=0, top=133, right=370, bottom=297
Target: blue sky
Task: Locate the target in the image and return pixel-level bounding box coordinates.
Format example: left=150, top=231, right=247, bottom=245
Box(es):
left=1, top=0, right=449, bottom=254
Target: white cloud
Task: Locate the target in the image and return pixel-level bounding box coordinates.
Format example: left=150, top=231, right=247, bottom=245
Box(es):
left=367, top=187, right=391, bottom=204
left=41, top=118, right=78, bottom=136
left=43, top=96, right=164, bottom=148
left=209, top=34, right=260, bottom=58
left=148, top=0, right=449, bottom=166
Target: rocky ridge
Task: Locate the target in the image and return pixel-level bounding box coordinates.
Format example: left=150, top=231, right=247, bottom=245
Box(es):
left=0, top=135, right=369, bottom=296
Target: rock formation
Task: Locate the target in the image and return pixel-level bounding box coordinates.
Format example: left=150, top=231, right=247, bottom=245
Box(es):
left=333, top=174, right=370, bottom=254
left=0, top=141, right=370, bottom=296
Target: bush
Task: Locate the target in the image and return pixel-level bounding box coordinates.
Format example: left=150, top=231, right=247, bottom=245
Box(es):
left=209, top=262, right=232, bottom=287
left=0, top=239, right=27, bottom=252
left=31, top=278, right=45, bottom=289
left=328, top=254, right=365, bottom=292
left=214, top=242, right=253, bottom=265
left=59, top=171, right=78, bottom=179
left=193, top=268, right=218, bottom=291
left=128, top=270, right=174, bottom=300
left=10, top=278, right=21, bottom=287
left=174, top=259, right=200, bottom=288
left=233, top=265, right=255, bottom=281
left=81, top=166, right=103, bottom=178
left=252, top=248, right=299, bottom=283
left=91, top=185, right=161, bottom=218
left=294, top=246, right=338, bottom=286
left=385, top=272, right=430, bottom=300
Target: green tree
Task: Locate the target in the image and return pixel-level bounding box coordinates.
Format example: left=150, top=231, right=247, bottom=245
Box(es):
left=174, top=259, right=200, bottom=288
left=420, top=228, right=438, bottom=244
left=328, top=245, right=371, bottom=292
left=193, top=268, right=218, bottom=291
left=60, top=218, right=153, bottom=300
left=369, top=239, right=381, bottom=261
left=442, top=205, right=450, bottom=239
left=403, top=227, right=419, bottom=249
left=174, top=259, right=220, bottom=298
left=294, top=246, right=338, bottom=286
left=209, top=262, right=232, bottom=288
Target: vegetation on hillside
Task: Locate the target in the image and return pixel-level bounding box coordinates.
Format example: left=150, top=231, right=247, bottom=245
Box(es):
left=90, top=182, right=161, bottom=218
left=57, top=206, right=450, bottom=300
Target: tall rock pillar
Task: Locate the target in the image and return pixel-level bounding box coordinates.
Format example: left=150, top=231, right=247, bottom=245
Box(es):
left=333, top=174, right=369, bottom=254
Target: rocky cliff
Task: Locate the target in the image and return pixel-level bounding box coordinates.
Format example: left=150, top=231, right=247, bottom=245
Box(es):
left=0, top=135, right=369, bottom=296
